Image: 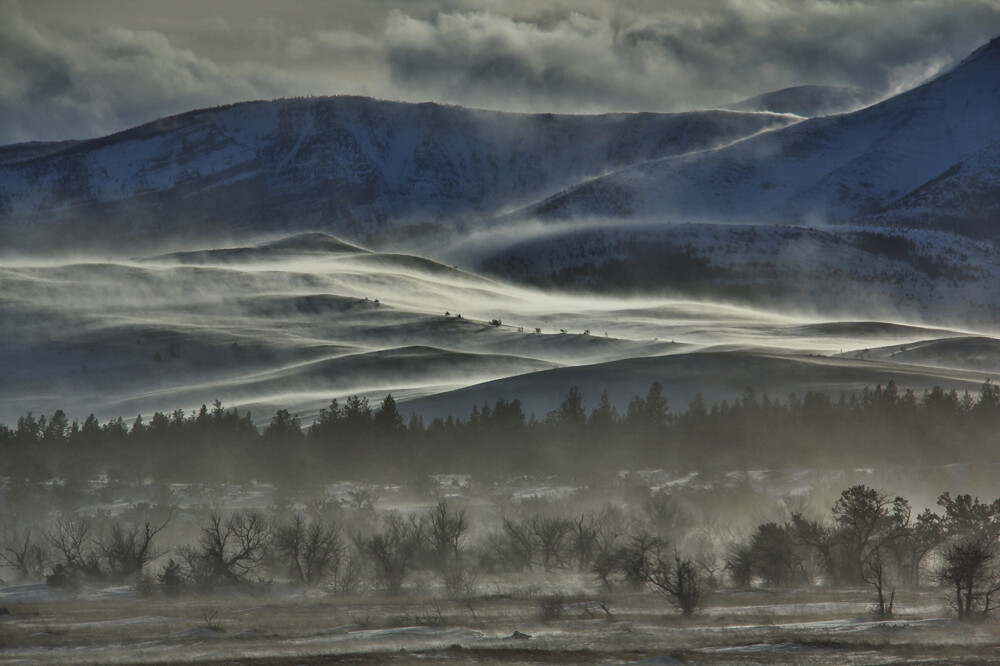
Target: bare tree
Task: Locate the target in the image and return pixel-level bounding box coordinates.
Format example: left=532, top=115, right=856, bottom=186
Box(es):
left=180, top=510, right=272, bottom=586
left=863, top=546, right=895, bottom=618
left=365, top=513, right=420, bottom=595
left=619, top=531, right=667, bottom=589
left=424, top=499, right=468, bottom=572
left=530, top=516, right=571, bottom=572
left=641, top=550, right=706, bottom=617
left=0, top=527, right=49, bottom=582
left=272, top=511, right=343, bottom=586
left=500, top=517, right=536, bottom=571
left=591, top=509, right=628, bottom=588
left=98, top=511, right=175, bottom=580
left=568, top=513, right=603, bottom=572
left=643, top=491, right=690, bottom=539
left=48, top=517, right=102, bottom=579
left=48, top=518, right=91, bottom=569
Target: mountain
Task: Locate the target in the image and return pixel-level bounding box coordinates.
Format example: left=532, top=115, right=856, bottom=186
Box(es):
left=3, top=40, right=1000, bottom=425
left=0, top=98, right=793, bottom=252
left=525, top=36, right=1000, bottom=237
left=725, top=85, right=880, bottom=117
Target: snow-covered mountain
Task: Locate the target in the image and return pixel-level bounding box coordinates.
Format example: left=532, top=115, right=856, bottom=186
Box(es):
left=2, top=35, right=996, bottom=258
left=0, top=98, right=792, bottom=252
left=2, top=38, right=999, bottom=423
left=525, top=36, right=1000, bottom=238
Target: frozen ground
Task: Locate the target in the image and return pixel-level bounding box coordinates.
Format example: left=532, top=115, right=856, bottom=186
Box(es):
left=0, top=584, right=993, bottom=665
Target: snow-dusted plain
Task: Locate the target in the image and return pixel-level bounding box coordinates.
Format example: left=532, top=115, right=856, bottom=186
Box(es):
left=0, top=580, right=994, bottom=665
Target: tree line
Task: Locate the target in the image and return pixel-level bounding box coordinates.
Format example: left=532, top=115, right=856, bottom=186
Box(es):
left=2, top=379, right=999, bottom=486
left=6, top=484, right=1000, bottom=620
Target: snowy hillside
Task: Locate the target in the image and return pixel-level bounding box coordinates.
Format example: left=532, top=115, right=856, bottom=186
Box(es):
left=1, top=232, right=994, bottom=425
left=0, top=98, right=793, bottom=251
left=526, top=37, right=1000, bottom=237
left=474, top=223, right=1000, bottom=323
left=860, top=140, right=1000, bottom=237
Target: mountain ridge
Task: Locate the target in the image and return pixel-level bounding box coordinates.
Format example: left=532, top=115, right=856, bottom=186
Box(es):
left=524, top=34, right=1000, bottom=238
left=0, top=97, right=795, bottom=252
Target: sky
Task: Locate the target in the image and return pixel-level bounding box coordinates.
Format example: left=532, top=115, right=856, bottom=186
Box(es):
left=2, top=0, right=999, bottom=145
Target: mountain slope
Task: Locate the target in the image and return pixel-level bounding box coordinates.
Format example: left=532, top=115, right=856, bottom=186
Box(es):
left=859, top=140, right=1000, bottom=237
left=526, top=37, right=1000, bottom=236
left=724, top=85, right=880, bottom=117
left=474, top=223, right=1000, bottom=323
left=0, top=98, right=793, bottom=252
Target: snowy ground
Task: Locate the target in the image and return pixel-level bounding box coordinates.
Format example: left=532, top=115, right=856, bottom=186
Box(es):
left=0, top=583, right=990, bottom=665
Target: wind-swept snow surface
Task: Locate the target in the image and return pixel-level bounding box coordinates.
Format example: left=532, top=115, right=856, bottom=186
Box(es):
left=0, top=233, right=996, bottom=425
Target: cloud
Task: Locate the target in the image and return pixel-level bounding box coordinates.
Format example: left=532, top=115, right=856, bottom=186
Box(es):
left=381, top=1, right=1000, bottom=113
left=1, top=0, right=999, bottom=144
left=0, top=2, right=266, bottom=143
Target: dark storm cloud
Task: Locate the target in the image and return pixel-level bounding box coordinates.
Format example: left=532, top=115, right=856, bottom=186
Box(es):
left=1, top=0, right=999, bottom=144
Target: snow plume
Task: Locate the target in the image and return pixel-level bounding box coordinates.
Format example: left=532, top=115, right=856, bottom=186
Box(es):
left=3, top=0, right=1000, bottom=144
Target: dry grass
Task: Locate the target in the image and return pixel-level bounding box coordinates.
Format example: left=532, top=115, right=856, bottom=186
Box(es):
left=0, top=585, right=997, bottom=664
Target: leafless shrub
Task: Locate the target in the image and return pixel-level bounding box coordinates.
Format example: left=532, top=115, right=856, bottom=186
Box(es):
left=538, top=595, right=565, bottom=622
left=202, top=609, right=223, bottom=632
left=442, top=557, right=478, bottom=598
left=329, top=546, right=365, bottom=595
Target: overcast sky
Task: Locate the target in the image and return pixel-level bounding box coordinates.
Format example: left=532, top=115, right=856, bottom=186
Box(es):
left=2, top=0, right=999, bottom=144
